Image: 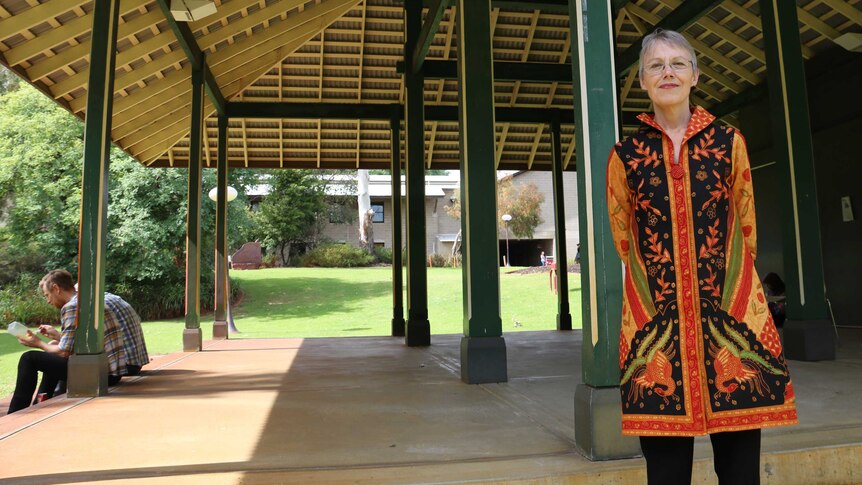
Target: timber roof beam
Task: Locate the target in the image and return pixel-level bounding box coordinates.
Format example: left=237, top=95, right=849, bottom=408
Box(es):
left=616, top=0, right=724, bottom=76
left=422, top=0, right=568, bottom=12
left=154, top=0, right=225, bottom=116
left=412, top=0, right=453, bottom=74
left=399, top=59, right=572, bottom=83
left=226, top=101, right=640, bottom=125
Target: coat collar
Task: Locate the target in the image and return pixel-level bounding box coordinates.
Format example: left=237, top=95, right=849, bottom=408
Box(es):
left=636, top=105, right=716, bottom=142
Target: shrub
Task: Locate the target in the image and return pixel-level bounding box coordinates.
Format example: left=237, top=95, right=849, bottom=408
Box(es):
left=428, top=253, right=448, bottom=267
left=113, top=276, right=242, bottom=321
left=0, top=273, right=58, bottom=327
left=0, top=239, right=47, bottom=287
left=261, top=253, right=280, bottom=268
left=0, top=266, right=243, bottom=324
left=113, top=280, right=185, bottom=321
left=302, top=243, right=375, bottom=268
left=374, top=247, right=392, bottom=264
left=450, top=253, right=462, bottom=268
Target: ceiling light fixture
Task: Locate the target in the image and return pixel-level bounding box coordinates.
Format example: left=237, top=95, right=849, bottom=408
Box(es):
left=170, top=0, right=217, bottom=22
left=834, top=32, right=862, bottom=53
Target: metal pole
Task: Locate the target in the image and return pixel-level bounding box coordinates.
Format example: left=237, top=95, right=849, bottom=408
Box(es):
left=505, top=224, right=510, bottom=266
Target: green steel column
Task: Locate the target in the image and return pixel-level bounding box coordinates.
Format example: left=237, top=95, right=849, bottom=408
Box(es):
left=213, top=113, right=229, bottom=340
left=569, top=0, right=640, bottom=460
left=183, top=64, right=204, bottom=352
left=390, top=113, right=406, bottom=337
left=459, top=159, right=469, bottom=325
left=760, top=0, right=834, bottom=361
left=68, top=0, right=121, bottom=398
left=550, top=118, right=573, bottom=331
left=456, top=0, right=507, bottom=384
left=404, top=0, right=430, bottom=346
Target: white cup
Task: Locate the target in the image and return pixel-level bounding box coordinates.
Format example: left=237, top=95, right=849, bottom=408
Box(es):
left=7, top=321, right=30, bottom=338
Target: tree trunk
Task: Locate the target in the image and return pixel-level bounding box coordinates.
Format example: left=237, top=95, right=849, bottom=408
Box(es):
left=450, top=229, right=461, bottom=267
left=363, top=209, right=375, bottom=255
left=279, top=241, right=291, bottom=266
left=357, top=169, right=373, bottom=254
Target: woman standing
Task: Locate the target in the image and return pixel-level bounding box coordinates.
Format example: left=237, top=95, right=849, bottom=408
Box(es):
left=605, top=29, right=797, bottom=484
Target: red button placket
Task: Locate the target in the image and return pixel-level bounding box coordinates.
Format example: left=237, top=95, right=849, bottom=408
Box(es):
left=669, top=134, right=704, bottom=426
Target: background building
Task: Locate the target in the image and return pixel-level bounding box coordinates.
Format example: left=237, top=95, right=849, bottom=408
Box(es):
left=316, top=171, right=579, bottom=267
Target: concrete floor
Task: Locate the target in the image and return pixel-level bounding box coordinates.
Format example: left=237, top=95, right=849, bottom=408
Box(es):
left=0, top=328, right=860, bottom=484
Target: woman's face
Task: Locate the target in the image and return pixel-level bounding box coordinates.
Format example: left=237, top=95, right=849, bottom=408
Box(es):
left=639, top=41, right=699, bottom=110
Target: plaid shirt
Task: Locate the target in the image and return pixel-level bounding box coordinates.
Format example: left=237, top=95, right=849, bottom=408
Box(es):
left=104, top=292, right=149, bottom=368
left=58, top=293, right=149, bottom=375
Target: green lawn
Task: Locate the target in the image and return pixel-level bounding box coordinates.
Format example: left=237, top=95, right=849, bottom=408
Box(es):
left=1, top=266, right=581, bottom=398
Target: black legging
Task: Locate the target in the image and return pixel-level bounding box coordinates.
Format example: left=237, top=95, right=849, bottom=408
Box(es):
left=639, top=429, right=762, bottom=485
left=8, top=351, right=68, bottom=414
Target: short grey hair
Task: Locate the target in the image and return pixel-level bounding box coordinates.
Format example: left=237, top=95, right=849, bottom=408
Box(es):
left=638, top=29, right=698, bottom=77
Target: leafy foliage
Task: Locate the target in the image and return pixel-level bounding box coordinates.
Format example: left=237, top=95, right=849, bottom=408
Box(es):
left=369, top=169, right=448, bottom=176
left=0, top=85, right=86, bottom=271
left=0, top=66, right=21, bottom=95
left=0, top=273, right=57, bottom=327
left=301, top=243, right=375, bottom=267
left=373, top=246, right=392, bottom=264
left=253, top=169, right=327, bottom=265
left=0, top=85, right=257, bottom=320
left=497, top=176, right=545, bottom=239
left=428, top=253, right=448, bottom=267
left=444, top=176, right=545, bottom=239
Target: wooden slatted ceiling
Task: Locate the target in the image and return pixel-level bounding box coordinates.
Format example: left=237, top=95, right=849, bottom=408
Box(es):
left=0, top=0, right=860, bottom=169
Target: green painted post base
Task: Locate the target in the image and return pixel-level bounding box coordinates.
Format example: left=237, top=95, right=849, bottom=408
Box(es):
left=391, top=313, right=406, bottom=337
left=183, top=328, right=202, bottom=352
left=405, top=319, right=430, bottom=346
left=213, top=321, right=228, bottom=340
left=66, top=353, right=109, bottom=398
left=783, top=319, right=836, bottom=361
left=557, top=312, right=573, bottom=331
left=574, top=384, right=641, bottom=461
left=460, top=336, right=507, bottom=384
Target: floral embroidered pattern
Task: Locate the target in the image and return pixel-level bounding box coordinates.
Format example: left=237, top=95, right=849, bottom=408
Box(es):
left=622, top=323, right=679, bottom=406
left=708, top=321, right=786, bottom=404
left=627, top=138, right=662, bottom=171
left=609, top=107, right=797, bottom=436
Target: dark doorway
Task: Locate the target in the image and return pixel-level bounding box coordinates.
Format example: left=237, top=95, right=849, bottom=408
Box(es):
left=499, top=239, right=553, bottom=267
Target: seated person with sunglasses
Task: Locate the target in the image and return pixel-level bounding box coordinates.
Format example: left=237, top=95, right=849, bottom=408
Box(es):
left=7, top=269, right=149, bottom=414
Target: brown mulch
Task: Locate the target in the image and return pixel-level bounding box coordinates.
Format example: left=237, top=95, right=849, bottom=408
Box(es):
left=505, top=264, right=581, bottom=275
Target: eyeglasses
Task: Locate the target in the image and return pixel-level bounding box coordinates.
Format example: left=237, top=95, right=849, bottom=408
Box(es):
left=42, top=284, right=55, bottom=301
left=643, top=60, right=693, bottom=76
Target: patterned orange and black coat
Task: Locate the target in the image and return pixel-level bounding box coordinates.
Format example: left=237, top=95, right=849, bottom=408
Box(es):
left=606, top=106, right=798, bottom=437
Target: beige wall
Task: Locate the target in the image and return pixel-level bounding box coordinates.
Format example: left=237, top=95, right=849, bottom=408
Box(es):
left=502, top=171, right=580, bottom=261
left=319, top=172, right=581, bottom=262
left=320, top=197, right=442, bottom=255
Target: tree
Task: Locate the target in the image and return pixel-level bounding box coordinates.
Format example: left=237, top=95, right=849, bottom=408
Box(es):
left=254, top=169, right=327, bottom=265
left=356, top=169, right=375, bottom=254
left=496, top=175, right=544, bottom=239
left=0, top=84, right=86, bottom=271
left=0, top=66, right=21, bottom=95
left=369, top=169, right=447, bottom=176
left=0, top=84, right=259, bottom=318
left=443, top=175, right=545, bottom=263
left=443, top=189, right=462, bottom=265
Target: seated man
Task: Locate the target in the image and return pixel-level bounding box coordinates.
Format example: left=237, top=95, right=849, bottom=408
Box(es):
left=7, top=270, right=149, bottom=414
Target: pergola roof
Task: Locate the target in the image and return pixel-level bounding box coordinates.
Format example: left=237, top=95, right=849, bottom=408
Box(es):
left=0, top=0, right=860, bottom=170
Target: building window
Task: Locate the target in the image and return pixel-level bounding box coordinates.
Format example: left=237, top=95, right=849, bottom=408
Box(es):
left=371, top=203, right=384, bottom=223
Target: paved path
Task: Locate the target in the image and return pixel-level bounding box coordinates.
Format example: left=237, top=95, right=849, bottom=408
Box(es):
left=0, top=329, right=860, bottom=484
